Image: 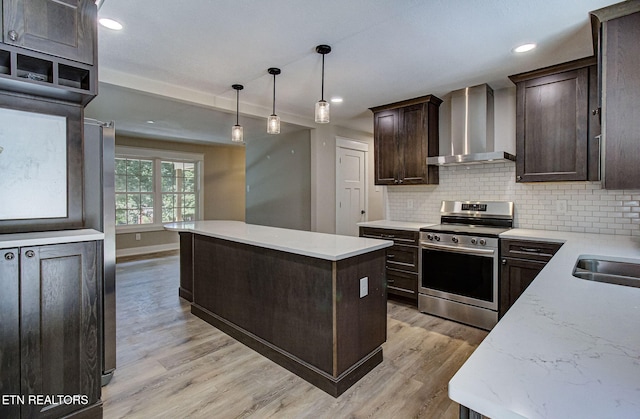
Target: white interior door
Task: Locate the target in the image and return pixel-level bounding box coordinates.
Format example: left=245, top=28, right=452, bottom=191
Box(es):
left=336, top=139, right=367, bottom=236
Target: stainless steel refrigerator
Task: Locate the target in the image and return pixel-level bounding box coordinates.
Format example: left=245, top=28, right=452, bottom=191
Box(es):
left=83, top=118, right=116, bottom=385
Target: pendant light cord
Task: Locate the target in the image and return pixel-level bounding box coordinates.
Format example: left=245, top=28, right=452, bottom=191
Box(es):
left=272, top=72, right=276, bottom=115
left=321, top=53, right=325, bottom=101
left=236, top=88, right=240, bottom=125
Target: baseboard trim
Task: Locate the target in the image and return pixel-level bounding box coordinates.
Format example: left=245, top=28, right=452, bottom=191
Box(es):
left=116, top=243, right=179, bottom=258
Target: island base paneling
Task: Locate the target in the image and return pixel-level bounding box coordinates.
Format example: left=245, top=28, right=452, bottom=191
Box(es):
left=181, top=232, right=387, bottom=397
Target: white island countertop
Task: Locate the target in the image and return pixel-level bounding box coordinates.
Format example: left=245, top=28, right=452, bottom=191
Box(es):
left=0, top=229, right=104, bottom=248
left=449, top=228, right=640, bottom=418
left=165, top=220, right=393, bottom=261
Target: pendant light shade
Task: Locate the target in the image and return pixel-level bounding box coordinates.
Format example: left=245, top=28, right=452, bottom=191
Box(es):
left=267, top=68, right=281, bottom=134
left=231, top=84, right=244, bottom=143
left=315, top=44, right=331, bottom=124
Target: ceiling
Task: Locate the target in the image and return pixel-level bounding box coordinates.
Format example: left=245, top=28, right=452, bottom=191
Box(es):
left=86, top=0, right=618, bottom=145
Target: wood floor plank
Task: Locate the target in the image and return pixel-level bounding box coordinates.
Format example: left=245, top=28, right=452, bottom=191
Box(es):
left=103, top=255, right=487, bottom=418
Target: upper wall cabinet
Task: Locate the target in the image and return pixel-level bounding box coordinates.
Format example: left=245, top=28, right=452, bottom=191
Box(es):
left=0, top=0, right=97, bottom=104
left=370, top=95, right=442, bottom=185
left=2, top=0, right=96, bottom=64
left=509, top=57, right=600, bottom=183
left=591, top=2, right=640, bottom=190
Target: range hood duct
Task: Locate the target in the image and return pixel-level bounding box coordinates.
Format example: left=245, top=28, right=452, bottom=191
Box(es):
left=427, top=84, right=515, bottom=166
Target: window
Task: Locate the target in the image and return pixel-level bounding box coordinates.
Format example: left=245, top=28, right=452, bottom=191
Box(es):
left=115, top=147, right=203, bottom=231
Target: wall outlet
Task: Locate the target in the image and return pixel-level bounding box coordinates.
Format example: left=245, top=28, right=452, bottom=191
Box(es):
left=135, top=233, right=141, bottom=241
left=359, top=277, right=368, bottom=298
left=556, top=199, right=568, bottom=215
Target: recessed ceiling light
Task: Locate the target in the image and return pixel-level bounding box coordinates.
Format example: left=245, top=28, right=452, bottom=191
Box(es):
left=513, top=43, right=536, bottom=53
left=146, top=120, right=155, bottom=124
left=330, top=97, right=343, bottom=103
left=99, top=18, right=123, bottom=30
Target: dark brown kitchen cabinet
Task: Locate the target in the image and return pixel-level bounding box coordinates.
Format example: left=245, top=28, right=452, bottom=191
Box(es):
left=0, top=0, right=97, bottom=104
left=360, top=227, right=419, bottom=304
left=2, top=0, right=96, bottom=65
left=499, top=239, right=562, bottom=317
left=370, top=95, right=442, bottom=185
left=0, top=242, right=102, bottom=419
left=509, top=57, right=600, bottom=183
left=591, top=3, right=640, bottom=189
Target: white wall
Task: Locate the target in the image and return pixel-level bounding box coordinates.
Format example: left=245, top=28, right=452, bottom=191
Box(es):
left=245, top=130, right=311, bottom=231
left=311, top=124, right=382, bottom=233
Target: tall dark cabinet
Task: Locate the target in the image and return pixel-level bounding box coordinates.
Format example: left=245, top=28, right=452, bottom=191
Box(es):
left=370, top=95, right=441, bottom=185
left=591, top=3, right=640, bottom=190
left=509, top=57, right=600, bottom=183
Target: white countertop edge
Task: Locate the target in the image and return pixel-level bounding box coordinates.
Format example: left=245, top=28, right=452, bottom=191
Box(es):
left=357, top=220, right=436, bottom=231
left=165, top=221, right=393, bottom=261
left=0, top=229, right=104, bottom=248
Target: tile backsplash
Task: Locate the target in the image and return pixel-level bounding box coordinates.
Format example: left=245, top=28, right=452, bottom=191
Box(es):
left=386, top=163, right=640, bottom=236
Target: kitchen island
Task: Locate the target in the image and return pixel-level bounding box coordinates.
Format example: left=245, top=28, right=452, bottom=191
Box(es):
left=164, top=221, right=393, bottom=397
left=449, top=229, right=640, bottom=418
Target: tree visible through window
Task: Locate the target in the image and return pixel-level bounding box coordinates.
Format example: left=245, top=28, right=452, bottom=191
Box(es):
left=161, top=161, right=196, bottom=222
left=115, top=158, right=154, bottom=225
left=115, top=152, right=201, bottom=227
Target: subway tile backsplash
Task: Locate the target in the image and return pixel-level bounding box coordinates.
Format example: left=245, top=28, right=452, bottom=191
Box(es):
left=386, top=163, right=640, bottom=236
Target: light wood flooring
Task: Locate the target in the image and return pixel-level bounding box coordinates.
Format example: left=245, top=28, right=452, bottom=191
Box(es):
left=103, top=254, right=487, bottom=419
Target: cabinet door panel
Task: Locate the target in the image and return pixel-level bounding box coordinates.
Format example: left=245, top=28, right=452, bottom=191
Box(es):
left=602, top=11, right=640, bottom=189
left=516, top=69, right=589, bottom=182
left=400, top=104, right=428, bottom=184
left=0, top=248, right=20, bottom=419
left=20, top=242, right=100, bottom=419
left=3, top=0, right=96, bottom=64
left=499, top=258, right=545, bottom=317
left=373, top=109, right=399, bottom=184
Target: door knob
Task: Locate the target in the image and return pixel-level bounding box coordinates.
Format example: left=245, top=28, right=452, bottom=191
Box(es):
left=361, top=210, right=366, bottom=215
left=8, top=30, right=18, bottom=41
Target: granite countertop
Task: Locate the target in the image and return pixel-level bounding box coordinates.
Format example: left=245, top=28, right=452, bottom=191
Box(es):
left=357, top=220, right=435, bottom=231
left=449, top=228, right=640, bottom=418
left=0, top=229, right=104, bottom=248
left=165, top=220, right=393, bottom=261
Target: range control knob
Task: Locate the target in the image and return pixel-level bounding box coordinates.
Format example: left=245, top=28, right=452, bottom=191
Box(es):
left=479, top=238, right=487, bottom=246
left=451, top=236, right=458, bottom=243
left=426, top=234, right=434, bottom=241
left=470, top=238, right=477, bottom=245
left=434, top=235, right=441, bottom=242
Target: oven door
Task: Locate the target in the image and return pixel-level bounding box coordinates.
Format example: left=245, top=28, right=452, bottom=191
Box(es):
left=419, top=242, right=498, bottom=310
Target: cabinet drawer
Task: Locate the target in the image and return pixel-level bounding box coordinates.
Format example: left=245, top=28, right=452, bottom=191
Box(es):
left=386, top=269, right=417, bottom=300
left=386, top=244, right=418, bottom=273
left=501, top=239, right=562, bottom=262
left=360, top=227, right=418, bottom=246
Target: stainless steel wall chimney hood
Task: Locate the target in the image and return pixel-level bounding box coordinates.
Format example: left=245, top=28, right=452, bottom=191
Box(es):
left=427, top=84, right=515, bottom=166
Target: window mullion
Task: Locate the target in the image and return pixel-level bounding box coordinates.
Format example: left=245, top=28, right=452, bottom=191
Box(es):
left=154, top=158, right=162, bottom=225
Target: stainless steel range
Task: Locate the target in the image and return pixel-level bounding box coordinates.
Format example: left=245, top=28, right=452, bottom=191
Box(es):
left=419, top=201, right=514, bottom=330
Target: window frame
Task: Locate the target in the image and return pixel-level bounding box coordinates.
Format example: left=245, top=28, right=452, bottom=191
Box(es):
left=115, top=146, right=204, bottom=233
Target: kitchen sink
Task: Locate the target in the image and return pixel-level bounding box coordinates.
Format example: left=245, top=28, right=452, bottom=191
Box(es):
left=573, top=257, right=640, bottom=288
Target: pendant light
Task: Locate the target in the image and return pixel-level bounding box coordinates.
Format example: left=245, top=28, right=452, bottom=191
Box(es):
left=315, top=44, right=331, bottom=124
left=267, top=67, right=281, bottom=134
left=231, top=84, right=244, bottom=143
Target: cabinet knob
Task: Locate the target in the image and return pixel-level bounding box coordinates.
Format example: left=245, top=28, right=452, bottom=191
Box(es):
left=398, top=179, right=404, bottom=184
left=516, top=175, right=522, bottom=182
left=4, top=252, right=15, bottom=260
left=501, top=259, right=507, bottom=265
left=25, top=250, right=35, bottom=258
left=8, top=30, right=18, bottom=41
left=361, top=210, right=366, bottom=215
left=394, top=179, right=399, bottom=184
left=592, top=108, right=600, bottom=116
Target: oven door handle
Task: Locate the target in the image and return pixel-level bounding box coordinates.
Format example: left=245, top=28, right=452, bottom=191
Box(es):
left=420, top=242, right=496, bottom=256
